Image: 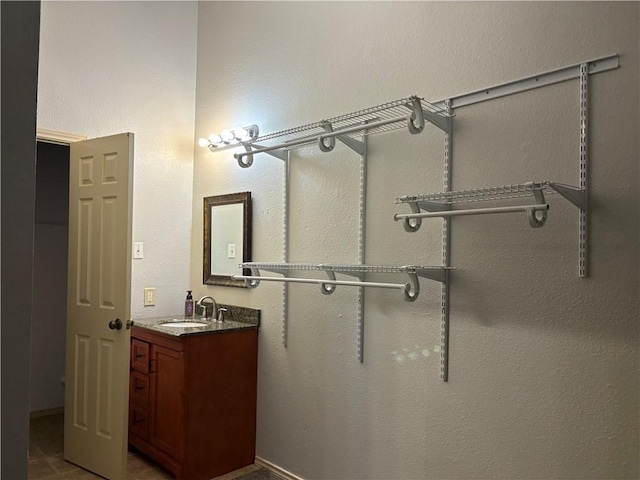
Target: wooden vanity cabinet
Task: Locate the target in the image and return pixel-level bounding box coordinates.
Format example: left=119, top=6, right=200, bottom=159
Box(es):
left=128, top=326, right=258, bottom=480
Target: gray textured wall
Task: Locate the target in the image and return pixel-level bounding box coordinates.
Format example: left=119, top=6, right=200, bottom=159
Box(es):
left=191, top=2, right=639, bottom=479
left=1, top=1, right=41, bottom=477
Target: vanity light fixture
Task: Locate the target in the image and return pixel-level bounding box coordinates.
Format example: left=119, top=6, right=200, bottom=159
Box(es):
left=198, top=124, right=259, bottom=151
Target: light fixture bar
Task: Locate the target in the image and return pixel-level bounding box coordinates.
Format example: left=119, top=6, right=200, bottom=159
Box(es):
left=197, top=124, right=259, bottom=151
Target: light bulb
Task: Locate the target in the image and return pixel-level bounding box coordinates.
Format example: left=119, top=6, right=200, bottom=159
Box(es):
left=233, top=127, right=248, bottom=140
left=198, top=138, right=210, bottom=148
left=220, top=130, right=234, bottom=142
left=209, top=133, right=223, bottom=145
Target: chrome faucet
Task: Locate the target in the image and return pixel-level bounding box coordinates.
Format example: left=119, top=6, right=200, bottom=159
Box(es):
left=196, top=296, right=217, bottom=320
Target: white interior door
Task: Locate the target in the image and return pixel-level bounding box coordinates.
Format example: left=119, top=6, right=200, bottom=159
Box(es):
left=64, top=133, right=134, bottom=479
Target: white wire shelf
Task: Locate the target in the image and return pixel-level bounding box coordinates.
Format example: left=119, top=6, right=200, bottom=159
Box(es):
left=397, top=181, right=557, bottom=204
left=233, top=262, right=453, bottom=302
left=394, top=181, right=585, bottom=231
left=232, top=96, right=452, bottom=167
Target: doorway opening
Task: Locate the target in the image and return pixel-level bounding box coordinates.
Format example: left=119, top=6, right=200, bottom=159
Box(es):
left=29, top=141, right=70, bottom=417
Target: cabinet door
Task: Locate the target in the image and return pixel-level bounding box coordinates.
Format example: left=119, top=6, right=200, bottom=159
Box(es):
left=149, top=344, right=184, bottom=461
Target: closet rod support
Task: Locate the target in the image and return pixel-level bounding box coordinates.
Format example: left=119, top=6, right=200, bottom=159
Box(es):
left=318, top=122, right=336, bottom=152
left=407, top=97, right=425, bottom=134
left=321, top=270, right=337, bottom=295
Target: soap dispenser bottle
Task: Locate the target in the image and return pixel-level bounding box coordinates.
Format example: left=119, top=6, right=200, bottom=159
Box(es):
left=184, top=290, right=194, bottom=316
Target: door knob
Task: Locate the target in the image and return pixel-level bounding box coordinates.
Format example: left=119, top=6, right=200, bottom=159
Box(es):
left=108, top=318, right=123, bottom=330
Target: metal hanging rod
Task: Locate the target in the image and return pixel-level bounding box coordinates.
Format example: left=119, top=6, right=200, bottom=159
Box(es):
left=394, top=181, right=585, bottom=232
left=232, top=262, right=452, bottom=302
left=395, top=203, right=549, bottom=223
left=233, top=96, right=452, bottom=168
left=233, top=275, right=408, bottom=292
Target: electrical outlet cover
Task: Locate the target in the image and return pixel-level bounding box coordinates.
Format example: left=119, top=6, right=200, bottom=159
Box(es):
left=143, top=287, right=155, bottom=306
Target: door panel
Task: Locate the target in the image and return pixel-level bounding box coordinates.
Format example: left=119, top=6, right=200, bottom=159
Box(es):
left=64, top=133, right=134, bottom=479
left=77, top=199, right=93, bottom=306
left=96, top=338, right=114, bottom=439
left=100, top=196, right=118, bottom=308
left=73, top=334, right=90, bottom=430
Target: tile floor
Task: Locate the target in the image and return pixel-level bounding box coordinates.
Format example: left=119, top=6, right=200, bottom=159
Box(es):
left=28, top=413, right=277, bottom=480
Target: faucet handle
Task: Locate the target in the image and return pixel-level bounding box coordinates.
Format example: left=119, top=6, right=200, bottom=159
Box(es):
left=216, top=307, right=228, bottom=323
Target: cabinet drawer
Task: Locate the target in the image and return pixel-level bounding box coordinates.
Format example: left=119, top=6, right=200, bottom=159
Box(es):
left=131, top=339, right=149, bottom=373
left=129, top=404, right=149, bottom=441
left=129, top=372, right=149, bottom=407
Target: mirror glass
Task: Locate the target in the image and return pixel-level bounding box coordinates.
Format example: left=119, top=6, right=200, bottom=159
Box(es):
left=203, top=192, right=252, bottom=287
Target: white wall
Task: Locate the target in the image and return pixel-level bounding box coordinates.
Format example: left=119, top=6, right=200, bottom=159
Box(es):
left=37, top=1, right=198, bottom=319
left=192, top=2, right=639, bottom=479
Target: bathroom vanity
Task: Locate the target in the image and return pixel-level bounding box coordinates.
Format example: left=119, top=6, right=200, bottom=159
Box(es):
left=128, top=307, right=259, bottom=480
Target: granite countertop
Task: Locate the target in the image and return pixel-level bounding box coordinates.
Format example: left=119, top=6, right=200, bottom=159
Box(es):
left=133, top=304, right=260, bottom=337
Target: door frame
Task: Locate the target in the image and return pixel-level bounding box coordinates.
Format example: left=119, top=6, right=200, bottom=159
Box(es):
left=31, top=128, right=83, bottom=421
left=37, top=128, right=86, bottom=144
left=30, top=132, right=77, bottom=418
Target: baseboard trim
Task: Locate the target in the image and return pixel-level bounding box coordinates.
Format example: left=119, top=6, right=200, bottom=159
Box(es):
left=29, top=407, right=64, bottom=419
left=255, top=456, right=304, bottom=480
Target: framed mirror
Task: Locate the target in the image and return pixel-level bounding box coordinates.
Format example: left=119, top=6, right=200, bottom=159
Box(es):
left=203, top=192, right=252, bottom=287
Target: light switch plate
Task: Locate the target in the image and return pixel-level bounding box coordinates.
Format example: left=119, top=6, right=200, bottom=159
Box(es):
left=133, top=242, right=144, bottom=259
left=227, top=243, right=236, bottom=259
left=144, top=287, right=155, bottom=306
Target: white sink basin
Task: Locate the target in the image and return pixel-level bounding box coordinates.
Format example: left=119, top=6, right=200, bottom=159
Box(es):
left=160, top=321, right=208, bottom=328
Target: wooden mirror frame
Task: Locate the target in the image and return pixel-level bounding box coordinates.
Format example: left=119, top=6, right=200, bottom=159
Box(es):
left=203, top=192, right=252, bottom=287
